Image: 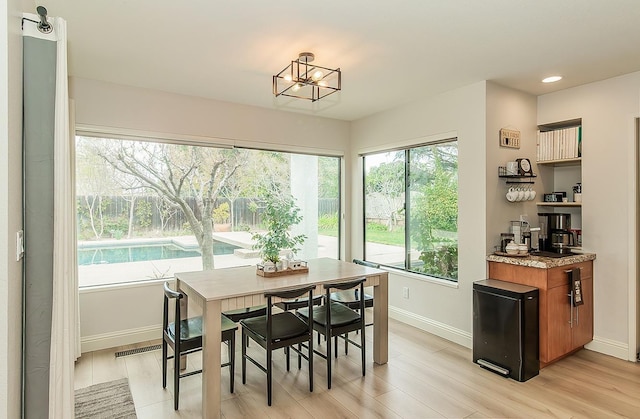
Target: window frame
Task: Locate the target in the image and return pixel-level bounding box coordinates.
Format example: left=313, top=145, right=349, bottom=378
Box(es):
left=362, top=137, right=458, bottom=281
left=75, top=130, right=343, bottom=288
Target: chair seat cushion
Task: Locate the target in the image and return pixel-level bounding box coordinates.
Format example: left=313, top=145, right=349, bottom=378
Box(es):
left=168, top=316, right=203, bottom=342
left=240, top=312, right=309, bottom=342
left=222, top=305, right=267, bottom=322
left=168, top=316, right=237, bottom=342
left=221, top=314, right=238, bottom=333
left=298, top=302, right=361, bottom=327
left=330, top=290, right=374, bottom=309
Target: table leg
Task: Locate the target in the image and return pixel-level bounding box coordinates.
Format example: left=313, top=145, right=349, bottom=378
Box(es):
left=202, top=299, right=222, bottom=419
left=373, top=273, right=389, bottom=364
left=179, top=295, right=188, bottom=371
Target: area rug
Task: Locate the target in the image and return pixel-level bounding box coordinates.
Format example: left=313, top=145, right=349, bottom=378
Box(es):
left=75, top=378, right=137, bottom=418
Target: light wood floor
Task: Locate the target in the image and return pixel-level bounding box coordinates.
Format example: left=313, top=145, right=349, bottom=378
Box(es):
left=74, top=318, right=640, bottom=418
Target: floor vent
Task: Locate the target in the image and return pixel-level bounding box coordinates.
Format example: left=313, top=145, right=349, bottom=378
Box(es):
left=115, top=344, right=162, bottom=358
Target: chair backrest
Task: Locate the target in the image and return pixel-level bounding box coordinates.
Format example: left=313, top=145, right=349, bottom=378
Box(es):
left=323, top=277, right=366, bottom=325
left=264, top=284, right=316, bottom=343
left=163, top=282, right=184, bottom=341
left=352, top=259, right=380, bottom=269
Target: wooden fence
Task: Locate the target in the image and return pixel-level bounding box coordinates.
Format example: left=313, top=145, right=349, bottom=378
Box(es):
left=77, top=195, right=339, bottom=234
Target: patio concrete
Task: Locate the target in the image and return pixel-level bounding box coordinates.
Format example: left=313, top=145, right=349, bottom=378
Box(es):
left=78, top=233, right=340, bottom=287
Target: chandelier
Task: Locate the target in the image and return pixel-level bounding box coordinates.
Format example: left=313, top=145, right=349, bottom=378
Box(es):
left=273, top=52, right=341, bottom=102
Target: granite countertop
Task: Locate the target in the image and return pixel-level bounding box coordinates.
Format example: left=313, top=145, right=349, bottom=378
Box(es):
left=486, top=252, right=596, bottom=268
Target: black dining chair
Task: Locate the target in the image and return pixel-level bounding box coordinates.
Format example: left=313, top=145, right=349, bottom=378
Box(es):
left=240, top=284, right=316, bottom=406
left=297, top=277, right=366, bottom=389
left=275, top=294, right=324, bottom=349
left=329, top=259, right=376, bottom=355
left=162, top=282, right=237, bottom=410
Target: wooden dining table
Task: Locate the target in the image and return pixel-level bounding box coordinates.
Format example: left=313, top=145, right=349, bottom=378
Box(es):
left=175, top=257, right=389, bottom=419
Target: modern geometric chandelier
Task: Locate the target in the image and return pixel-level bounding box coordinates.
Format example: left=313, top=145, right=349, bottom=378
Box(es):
left=273, top=52, right=341, bottom=102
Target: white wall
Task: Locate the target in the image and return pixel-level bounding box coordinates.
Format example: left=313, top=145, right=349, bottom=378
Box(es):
left=70, top=77, right=351, bottom=350
left=70, top=77, right=349, bottom=155
left=71, top=73, right=640, bottom=361
left=538, top=71, right=640, bottom=360
left=485, top=83, right=538, bottom=250
left=349, top=81, right=487, bottom=346
left=1, top=0, right=26, bottom=417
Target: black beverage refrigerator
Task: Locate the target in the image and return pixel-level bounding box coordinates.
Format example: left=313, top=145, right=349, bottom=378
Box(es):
left=473, top=279, right=539, bottom=382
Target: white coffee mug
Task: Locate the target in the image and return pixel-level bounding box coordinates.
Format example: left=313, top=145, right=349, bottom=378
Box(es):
left=529, top=188, right=536, bottom=201
left=506, top=187, right=516, bottom=202
left=506, top=161, right=519, bottom=176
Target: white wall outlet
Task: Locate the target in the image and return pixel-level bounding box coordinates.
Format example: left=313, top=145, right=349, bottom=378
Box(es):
left=402, top=286, right=409, bottom=299
left=16, top=230, right=24, bottom=261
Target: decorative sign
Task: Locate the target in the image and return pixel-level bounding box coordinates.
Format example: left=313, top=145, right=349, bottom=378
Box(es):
left=500, top=128, right=521, bottom=149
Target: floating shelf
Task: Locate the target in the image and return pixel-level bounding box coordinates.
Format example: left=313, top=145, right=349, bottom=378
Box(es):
left=536, top=202, right=582, bottom=207
left=537, top=157, right=581, bottom=167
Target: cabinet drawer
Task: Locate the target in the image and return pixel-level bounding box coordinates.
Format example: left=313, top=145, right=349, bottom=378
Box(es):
left=548, top=261, right=592, bottom=289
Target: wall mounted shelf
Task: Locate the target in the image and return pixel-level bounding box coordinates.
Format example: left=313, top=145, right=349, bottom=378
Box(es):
left=537, top=157, right=581, bottom=167
left=536, top=202, right=582, bottom=208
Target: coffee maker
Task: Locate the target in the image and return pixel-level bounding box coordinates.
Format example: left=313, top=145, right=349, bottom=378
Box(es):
left=538, top=213, right=574, bottom=254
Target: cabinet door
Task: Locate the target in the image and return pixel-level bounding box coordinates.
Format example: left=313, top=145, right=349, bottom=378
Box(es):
left=572, top=277, right=593, bottom=348
left=546, top=284, right=573, bottom=362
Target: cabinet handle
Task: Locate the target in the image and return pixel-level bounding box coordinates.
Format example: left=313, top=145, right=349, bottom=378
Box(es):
left=576, top=305, right=579, bottom=325
left=568, top=290, right=574, bottom=327
left=564, top=267, right=584, bottom=273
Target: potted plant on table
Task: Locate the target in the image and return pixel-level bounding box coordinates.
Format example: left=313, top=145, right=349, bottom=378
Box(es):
left=252, top=192, right=306, bottom=273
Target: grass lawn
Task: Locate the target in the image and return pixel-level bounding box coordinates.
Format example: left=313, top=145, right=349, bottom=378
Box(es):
left=321, top=225, right=405, bottom=247
left=364, top=228, right=405, bottom=246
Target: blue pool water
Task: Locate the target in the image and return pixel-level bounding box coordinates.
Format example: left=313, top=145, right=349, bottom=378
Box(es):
left=78, top=241, right=238, bottom=266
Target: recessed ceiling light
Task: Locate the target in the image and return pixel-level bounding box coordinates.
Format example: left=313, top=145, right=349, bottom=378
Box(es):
left=542, top=76, right=562, bottom=83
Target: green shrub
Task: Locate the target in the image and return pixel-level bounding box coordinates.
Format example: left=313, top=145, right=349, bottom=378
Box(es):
left=366, top=222, right=388, bottom=232
left=417, top=241, right=458, bottom=280
left=135, top=200, right=153, bottom=229
left=213, top=202, right=230, bottom=224
left=234, top=223, right=251, bottom=232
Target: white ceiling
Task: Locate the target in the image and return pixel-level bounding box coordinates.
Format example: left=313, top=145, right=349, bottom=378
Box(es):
left=39, top=0, right=640, bottom=121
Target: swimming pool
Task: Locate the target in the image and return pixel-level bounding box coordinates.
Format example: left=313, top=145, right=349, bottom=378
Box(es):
left=78, top=241, right=238, bottom=265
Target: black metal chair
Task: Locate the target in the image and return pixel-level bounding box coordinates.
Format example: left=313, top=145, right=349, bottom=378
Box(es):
left=331, top=260, right=376, bottom=312
left=162, top=282, right=237, bottom=410
left=275, top=295, right=324, bottom=348
left=329, top=259, right=376, bottom=355
left=297, top=277, right=366, bottom=389
left=330, top=259, right=376, bottom=313
left=240, top=284, right=316, bottom=406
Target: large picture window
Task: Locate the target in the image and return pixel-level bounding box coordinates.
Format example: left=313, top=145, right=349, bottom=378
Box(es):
left=363, top=138, right=458, bottom=281
left=75, top=135, right=341, bottom=287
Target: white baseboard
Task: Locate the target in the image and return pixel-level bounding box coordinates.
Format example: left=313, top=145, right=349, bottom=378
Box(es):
left=389, top=306, right=633, bottom=363
left=389, top=306, right=472, bottom=349
left=81, top=324, right=162, bottom=353
left=586, top=335, right=632, bottom=361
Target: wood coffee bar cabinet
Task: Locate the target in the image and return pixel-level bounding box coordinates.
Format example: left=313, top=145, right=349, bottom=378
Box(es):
left=487, top=253, right=595, bottom=366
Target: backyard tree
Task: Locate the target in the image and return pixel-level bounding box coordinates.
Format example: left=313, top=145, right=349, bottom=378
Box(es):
left=90, top=139, right=243, bottom=270
left=76, top=139, right=121, bottom=239
left=364, top=156, right=405, bottom=231
left=410, top=148, right=458, bottom=279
